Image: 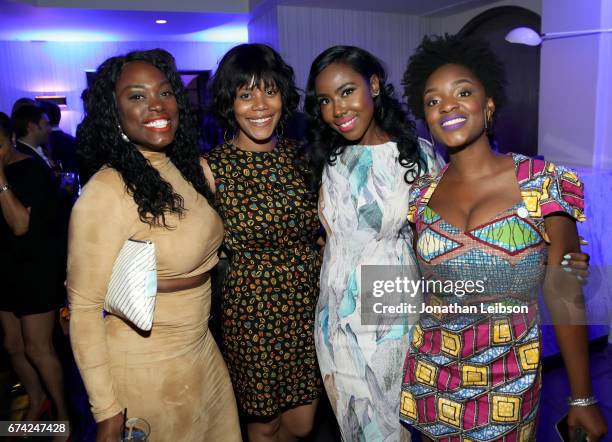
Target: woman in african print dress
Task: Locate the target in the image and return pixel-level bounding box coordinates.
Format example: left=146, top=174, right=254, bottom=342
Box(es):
left=205, top=44, right=321, bottom=442
left=399, top=35, right=607, bottom=442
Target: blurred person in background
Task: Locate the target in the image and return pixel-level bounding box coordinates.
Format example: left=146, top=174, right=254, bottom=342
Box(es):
left=0, top=111, right=69, bottom=438
left=39, top=101, right=78, bottom=174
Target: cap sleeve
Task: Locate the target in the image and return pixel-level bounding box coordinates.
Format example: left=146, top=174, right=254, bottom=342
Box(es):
left=540, top=164, right=585, bottom=222
left=516, top=155, right=585, bottom=243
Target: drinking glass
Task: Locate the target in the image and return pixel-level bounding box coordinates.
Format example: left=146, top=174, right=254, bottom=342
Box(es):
left=120, top=417, right=150, bottom=441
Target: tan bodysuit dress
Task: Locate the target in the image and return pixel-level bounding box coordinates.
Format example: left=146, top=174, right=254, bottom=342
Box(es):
left=67, top=150, right=240, bottom=441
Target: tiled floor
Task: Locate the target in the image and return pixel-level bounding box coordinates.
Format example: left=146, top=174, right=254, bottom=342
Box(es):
left=2, top=344, right=611, bottom=441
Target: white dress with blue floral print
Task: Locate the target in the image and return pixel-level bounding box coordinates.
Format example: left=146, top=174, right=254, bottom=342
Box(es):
left=316, top=139, right=444, bottom=442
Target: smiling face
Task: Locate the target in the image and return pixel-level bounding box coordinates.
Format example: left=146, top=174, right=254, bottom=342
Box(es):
left=315, top=62, right=385, bottom=145
left=423, top=63, right=494, bottom=150
left=115, top=61, right=179, bottom=152
left=232, top=80, right=282, bottom=150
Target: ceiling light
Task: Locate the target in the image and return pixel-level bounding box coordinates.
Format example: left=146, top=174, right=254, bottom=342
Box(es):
left=155, top=19, right=167, bottom=24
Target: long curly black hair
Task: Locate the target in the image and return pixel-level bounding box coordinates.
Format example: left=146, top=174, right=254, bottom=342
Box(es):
left=209, top=43, right=300, bottom=135
left=77, top=48, right=214, bottom=227
left=402, top=34, right=507, bottom=120
left=305, top=46, right=422, bottom=191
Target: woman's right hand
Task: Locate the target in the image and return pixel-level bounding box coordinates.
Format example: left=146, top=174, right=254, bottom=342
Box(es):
left=568, top=404, right=608, bottom=441
left=96, top=412, right=124, bottom=442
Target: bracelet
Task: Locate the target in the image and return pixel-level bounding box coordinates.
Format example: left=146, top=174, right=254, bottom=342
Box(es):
left=0, top=183, right=10, bottom=194
left=567, top=395, right=598, bottom=407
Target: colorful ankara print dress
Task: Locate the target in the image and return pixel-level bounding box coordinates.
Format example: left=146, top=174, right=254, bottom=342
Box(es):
left=400, top=153, right=585, bottom=442
left=316, top=140, right=444, bottom=441
left=206, top=140, right=322, bottom=419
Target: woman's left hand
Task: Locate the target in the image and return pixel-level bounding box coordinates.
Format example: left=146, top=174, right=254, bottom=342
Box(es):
left=568, top=404, right=608, bottom=442
left=560, top=251, right=590, bottom=283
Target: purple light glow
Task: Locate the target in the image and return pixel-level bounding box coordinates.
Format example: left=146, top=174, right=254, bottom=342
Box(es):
left=190, top=25, right=248, bottom=43
left=13, top=30, right=118, bottom=42
left=0, top=0, right=249, bottom=42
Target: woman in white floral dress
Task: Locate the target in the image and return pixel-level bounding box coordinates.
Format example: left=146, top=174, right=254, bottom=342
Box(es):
left=305, top=45, right=444, bottom=442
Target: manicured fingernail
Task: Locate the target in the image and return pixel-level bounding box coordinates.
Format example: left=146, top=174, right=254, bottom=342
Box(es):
left=561, top=260, right=569, bottom=266
left=563, top=267, right=572, bottom=272
left=563, top=254, right=572, bottom=259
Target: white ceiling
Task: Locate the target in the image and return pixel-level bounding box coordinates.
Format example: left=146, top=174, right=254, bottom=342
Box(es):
left=1, top=0, right=249, bottom=41
left=16, top=0, right=250, bottom=13
left=255, top=0, right=500, bottom=16
left=0, top=0, right=508, bottom=42
left=11, top=0, right=504, bottom=15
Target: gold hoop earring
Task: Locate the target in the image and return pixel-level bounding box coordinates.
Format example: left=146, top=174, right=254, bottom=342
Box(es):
left=223, top=129, right=233, bottom=145
left=275, top=121, right=285, bottom=140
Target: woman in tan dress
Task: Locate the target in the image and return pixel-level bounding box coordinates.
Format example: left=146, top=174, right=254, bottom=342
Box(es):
left=67, top=49, right=240, bottom=442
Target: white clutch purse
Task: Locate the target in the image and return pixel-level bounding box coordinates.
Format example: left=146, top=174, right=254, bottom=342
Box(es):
left=104, top=239, right=157, bottom=331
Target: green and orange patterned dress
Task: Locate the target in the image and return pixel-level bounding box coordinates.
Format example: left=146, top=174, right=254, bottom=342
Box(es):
left=206, top=140, right=322, bottom=420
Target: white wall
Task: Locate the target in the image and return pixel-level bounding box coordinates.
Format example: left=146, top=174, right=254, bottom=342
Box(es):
left=248, top=1, right=280, bottom=49
left=0, top=40, right=237, bottom=136
left=538, top=0, right=611, bottom=169
left=275, top=5, right=432, bottom=91
left=594, top=0, right=612, bottom=170
left=249, top=1, right=544, bottom=93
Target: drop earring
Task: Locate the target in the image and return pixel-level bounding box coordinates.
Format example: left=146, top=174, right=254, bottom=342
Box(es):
left=372, top=90, right=380, bottom=97
left=118, top=125, right=130, bottom=143
left=484, top=110, right=492, bottom=131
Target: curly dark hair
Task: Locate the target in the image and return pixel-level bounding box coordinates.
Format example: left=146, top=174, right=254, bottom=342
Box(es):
left=305, top=46, right=422, bottom=190
left=77, top=48, right=213, bottom=227
left=402, top=34, right=507, bottom=120
left=210, top=43, right=300, bottom=135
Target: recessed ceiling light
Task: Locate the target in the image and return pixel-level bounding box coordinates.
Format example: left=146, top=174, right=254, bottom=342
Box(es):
left=155, top=19, right=167, bottom=24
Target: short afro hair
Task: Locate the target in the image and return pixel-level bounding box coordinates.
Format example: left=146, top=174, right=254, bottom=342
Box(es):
left=403, top=34, right=507, bottom=120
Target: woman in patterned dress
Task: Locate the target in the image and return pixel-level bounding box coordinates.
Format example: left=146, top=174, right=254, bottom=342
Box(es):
left=304, top=45, right=445, bottom=441
left=205, top=43, right=322, bottom=442
left=399, top=34, right=607, bottom=442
